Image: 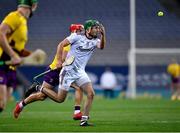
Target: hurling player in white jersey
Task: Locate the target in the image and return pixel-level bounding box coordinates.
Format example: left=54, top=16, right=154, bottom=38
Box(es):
left=38, top=19, right=106, bottom=126
left=13, top=24, right=85, bottom=120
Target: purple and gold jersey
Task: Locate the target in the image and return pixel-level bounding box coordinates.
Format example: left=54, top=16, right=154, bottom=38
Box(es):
left=0, top=11, right=28, bottom=87
left=0, top=11, right=28, bottom=58
left=49, top=45, right=70, bottom=70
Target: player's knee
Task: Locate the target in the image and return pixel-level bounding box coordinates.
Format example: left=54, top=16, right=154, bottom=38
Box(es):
left=38, top=96, right=46, bottom=101
left=87, top=91, right=95, bottom=100
left=37, top=93, right=47, bottom=101
left=57, top=98, right=65, bottom=103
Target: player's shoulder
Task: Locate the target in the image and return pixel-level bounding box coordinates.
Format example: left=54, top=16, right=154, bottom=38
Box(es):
left=6, top=11, right=20, bottom=18
left=3, top=11, right=21, bottom=22
left=71, top=33, right=83, bottom=37
left=167, top=63, right=179, bottom=74
left=71, top=33, right=84, bottom=39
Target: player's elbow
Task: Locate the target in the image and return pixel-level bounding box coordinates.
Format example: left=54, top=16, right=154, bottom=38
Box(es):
left=60, top=39, right=70, bottom=48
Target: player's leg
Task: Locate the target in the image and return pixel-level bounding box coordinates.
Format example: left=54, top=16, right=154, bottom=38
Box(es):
left=13, top=80, right=55, bottom=119
left=171, top=77, right=180, bottom=100
left=25, top=67, right=60, bottom=97
left=177, top=82, right=180, bottom=100
left=13, top=91, right=47, bottom=119
left=24, top=82, right=40, bottom=98
left=6, top=69, right=17, bottom=102
left=14, top=67, right=60, bottom=118
left=104, top=89, right=108, bottom=98
left=107, top=89, right=112, bottom=99
left=18, top=82, right=51, bottom=105
left=80, top=82, right=95, bottom=126
left=171, top=82, right=178, bottom=100
left=0, top=68, right=9, bottom=112
left=7, top=87, right=13, bottom=101
left=0, top=85, right=7, bottom=112
left=75, top=72, right=94, bottom=126
left=71, top=83, right=83, bottom=120
left=40, top=68, right=72, bottom=103
left=41, top=86, right=68, bottom=103
left=110, top=89, right=115, bottom=99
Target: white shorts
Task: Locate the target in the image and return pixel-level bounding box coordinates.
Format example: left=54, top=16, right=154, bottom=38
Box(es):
left=59, top=67, right=91, bottom=91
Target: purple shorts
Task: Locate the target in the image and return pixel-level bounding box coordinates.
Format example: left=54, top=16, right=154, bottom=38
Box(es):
left=0, top=66, right=16, bottom=89
left=43, top=67, right=60, bottom=87
left=171, top=76, right=180, bottom=84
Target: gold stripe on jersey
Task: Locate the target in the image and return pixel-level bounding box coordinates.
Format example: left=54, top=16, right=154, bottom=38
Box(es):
left=0, top=11, right=28, bottom=57
left=49, top=45, right=70, bottom=69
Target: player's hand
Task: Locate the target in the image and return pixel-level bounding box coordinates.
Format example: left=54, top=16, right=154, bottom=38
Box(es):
left=10, top=54, right=22, bottom=65
left=99, top=24, right=105, bottom=36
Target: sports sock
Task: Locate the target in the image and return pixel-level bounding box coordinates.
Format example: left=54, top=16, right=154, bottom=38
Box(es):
left=19, top=100, right=26, bottom=108
left=22, top=100, right=26, bottom=106
left=35, top=85, right=41, bottom=91
left=74, top=105, right=81, bottom=114
left=81, top=115, right=88, bottom=121
left=39, top=86, right=44, bottom=92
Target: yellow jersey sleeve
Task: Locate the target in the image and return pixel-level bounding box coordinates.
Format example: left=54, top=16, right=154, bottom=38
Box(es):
left=2, top=12, right=21, bottom=31
left=63, top=45, right=70, bottom=52
left=49, top=45, right=71, bottom=69
left=1, top=11, right=28, bottom=53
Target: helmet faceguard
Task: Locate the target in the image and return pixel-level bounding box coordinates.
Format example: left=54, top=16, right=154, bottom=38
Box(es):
left=84, top=19, right=100, bottom=38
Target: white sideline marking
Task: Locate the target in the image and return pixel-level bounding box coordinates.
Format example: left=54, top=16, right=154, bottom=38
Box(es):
left=151, top=120, right=180, bottom=123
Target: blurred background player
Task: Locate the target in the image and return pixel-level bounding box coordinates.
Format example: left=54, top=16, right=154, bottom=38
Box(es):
left=13, top=24, right=84, bottom=120
left=33, top=19, right=106, bottom=126
left=100, top=67, right=117, bottom=99
left=167, top=59, right=180, bottom=100
left=0, top=0, right=39, bottom=112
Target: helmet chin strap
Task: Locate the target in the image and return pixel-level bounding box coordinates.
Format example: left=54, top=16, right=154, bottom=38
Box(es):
left=29, top=4, right=37, bottom=18
left=89, top=32, right=98, bottom=38
left=29, top=7, right=36, bottom=18
left=85, top=33, right=92, bottom=39
left=29, top=11, right=33, bottom=18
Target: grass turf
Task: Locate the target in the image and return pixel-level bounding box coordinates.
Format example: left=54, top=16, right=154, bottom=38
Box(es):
left=0, top=97, right=180, bottom=132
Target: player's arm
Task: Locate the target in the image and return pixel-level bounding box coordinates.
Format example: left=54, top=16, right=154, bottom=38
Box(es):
left=97, top=24, right=106, bottom=50
left=62, top=49, right=68, bottom=63
left=19, top=49, right=32, bottom=57
left=55, top=39, right=70, bottom=68
left=0, top=23, right=21, bottom=64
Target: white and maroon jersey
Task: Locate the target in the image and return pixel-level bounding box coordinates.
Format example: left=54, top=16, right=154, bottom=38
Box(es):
left=65, top=33, right=100, bottom=71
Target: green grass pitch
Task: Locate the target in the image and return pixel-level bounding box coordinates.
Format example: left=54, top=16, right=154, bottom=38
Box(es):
left=0, top=97, right=180, bottom=132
